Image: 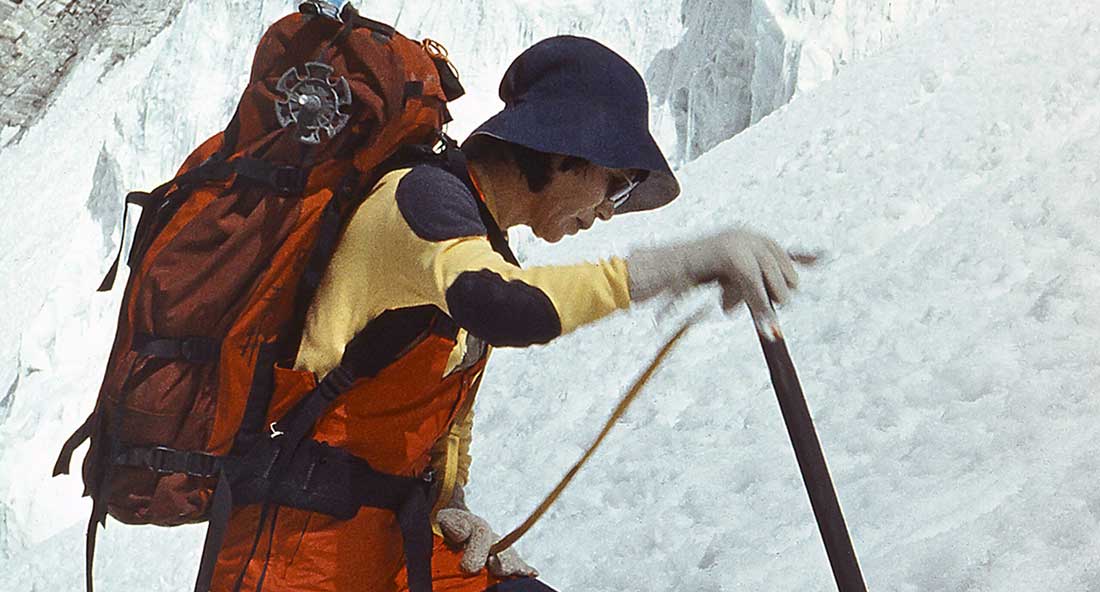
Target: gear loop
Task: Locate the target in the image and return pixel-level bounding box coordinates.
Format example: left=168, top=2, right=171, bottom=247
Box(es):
left=275, top=62, right=353, bottom=145
left=422, top=38, right=460, bottom=79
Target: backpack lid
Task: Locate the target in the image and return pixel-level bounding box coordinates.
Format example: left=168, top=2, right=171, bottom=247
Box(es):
left=221, top=5, right=449, bottom=167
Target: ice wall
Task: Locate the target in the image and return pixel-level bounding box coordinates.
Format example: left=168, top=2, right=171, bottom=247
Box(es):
left=649, top=0, right=955, bottom=164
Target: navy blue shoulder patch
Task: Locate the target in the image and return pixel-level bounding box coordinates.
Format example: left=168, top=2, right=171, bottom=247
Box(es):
left=395, top=165, right=488, bottom=242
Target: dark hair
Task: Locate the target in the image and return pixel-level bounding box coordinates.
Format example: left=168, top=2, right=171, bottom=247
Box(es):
left=462, top=135, right=589, bottom=193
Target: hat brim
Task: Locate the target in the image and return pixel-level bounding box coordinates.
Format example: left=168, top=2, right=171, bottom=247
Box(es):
left=467, top=101, right=680, bottom=214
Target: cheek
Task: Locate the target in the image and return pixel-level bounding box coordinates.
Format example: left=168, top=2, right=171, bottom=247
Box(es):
left=564, top=182, right=604, bottom=216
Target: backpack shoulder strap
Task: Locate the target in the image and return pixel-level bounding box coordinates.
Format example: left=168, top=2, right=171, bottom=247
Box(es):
left=376, top=136, right=519, bottom=267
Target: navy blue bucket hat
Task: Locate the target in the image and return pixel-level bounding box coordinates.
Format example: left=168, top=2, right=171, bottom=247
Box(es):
left=466, top=35, right=680, bottom=214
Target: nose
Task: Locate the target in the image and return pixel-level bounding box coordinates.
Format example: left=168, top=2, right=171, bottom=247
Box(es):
left=595, top=201, right=614, bottom=221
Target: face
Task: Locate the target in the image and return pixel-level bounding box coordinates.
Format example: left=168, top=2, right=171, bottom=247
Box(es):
left=527, top=160, right=632, bottom=243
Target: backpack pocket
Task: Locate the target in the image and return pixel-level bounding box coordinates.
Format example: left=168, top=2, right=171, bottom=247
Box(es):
left=100, top=350, right=221, bottom=525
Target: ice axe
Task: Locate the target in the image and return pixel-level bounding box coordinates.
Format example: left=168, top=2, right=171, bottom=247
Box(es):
left=491, top=252, right=865, bottom=591
left=755, top=309, right=867, bottom=592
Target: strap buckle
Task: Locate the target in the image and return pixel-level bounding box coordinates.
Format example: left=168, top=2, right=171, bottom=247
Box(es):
left=179, top=338, right=214, bottom=363
left=272, top=166, right=308, bottom=194
left=147, top=446, right=175, bottom=474
left=137, top=446, right=220, bottom=477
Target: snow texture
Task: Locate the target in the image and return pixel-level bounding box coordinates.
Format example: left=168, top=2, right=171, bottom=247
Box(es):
left=647, top=0, right=954, bottom=165
left=3, top=0, right=1099, bottom=590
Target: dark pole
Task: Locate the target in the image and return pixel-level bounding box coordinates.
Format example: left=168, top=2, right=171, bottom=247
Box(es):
left=756, top=319, right=867, bottom=592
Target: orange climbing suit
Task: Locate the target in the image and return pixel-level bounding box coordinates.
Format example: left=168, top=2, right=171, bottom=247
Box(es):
left=210, top=163, right=633, bottom=592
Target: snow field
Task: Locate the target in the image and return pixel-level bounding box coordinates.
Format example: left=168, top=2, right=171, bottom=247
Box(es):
left=471, top=1, right=1100, bottom=590
left=3, top=0, right=1097, bottom=590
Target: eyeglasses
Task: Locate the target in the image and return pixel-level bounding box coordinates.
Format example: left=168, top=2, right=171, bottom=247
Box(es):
left=606, top=170, right=644, bottom=210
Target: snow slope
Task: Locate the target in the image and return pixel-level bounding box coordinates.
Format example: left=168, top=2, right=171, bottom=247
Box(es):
left=4, top=0, right=1099, bottom=590
left=477, top=2, right=1100, bottom=590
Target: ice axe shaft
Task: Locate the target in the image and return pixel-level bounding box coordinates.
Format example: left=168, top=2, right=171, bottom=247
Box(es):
left=757, top=317, right=867, bottom=592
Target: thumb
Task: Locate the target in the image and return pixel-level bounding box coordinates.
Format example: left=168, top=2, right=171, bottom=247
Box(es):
left=718, top=278, right=744, bottom=312
left=437, top=509, right=472, bottom=545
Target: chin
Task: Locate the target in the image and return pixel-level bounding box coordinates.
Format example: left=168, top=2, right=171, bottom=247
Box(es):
left=532, top=226, right=565, bottom=243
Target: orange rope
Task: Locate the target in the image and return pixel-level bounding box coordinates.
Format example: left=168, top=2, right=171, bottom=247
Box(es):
left=489, top=313, right=701, bottom=555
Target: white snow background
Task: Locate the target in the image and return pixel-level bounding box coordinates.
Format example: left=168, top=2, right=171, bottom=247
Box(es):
left=2, top=0, right=1099, bottom=590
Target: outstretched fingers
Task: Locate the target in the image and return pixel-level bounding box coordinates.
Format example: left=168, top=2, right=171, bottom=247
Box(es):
left=758, top=245, right=792, bottom=306
left=768, top=241, right=800, bottom=290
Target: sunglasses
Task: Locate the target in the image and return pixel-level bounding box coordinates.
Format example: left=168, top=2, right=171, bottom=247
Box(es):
left=606, top=170, right=646, bottom=210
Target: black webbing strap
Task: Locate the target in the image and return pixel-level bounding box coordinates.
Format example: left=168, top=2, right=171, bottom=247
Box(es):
left=301, top=200, right=345, bottom=294
left=396, top=484, right=434, bottom=592
left=252, top=504, right=281, bottom=592
left=53, top=410, right=96, bottom=476
left=403, top=81, right=425, bottom=106
left=97, top=190, right=168, bottom=292
left=230, top=343, right=280, bottom=456
left=232, top=158, right=311, bottom=195
left=194, top=470, right=233, bottom=592
left=340, top=306, right=438, bottom=379
left=310, top=5, right=357, bottom=63
left=84, top=494, right=106, bottom=592
left=267, top=365, right=356, bottom=478
left=83, top=452, right=115, bottom=592
left=274, top=365, right=355, bottom=437
left=132, top=333, right=221, bottom=363
left=97, top=155, right=310, bottom=292
left=230, top=501, right=276, bottom=592
left=347, top=7, right=397, bottom=39
left=279, top=172, right=359, bottom=363
left=437, top=136, right=519, bottom=266
left=96, top=155, right=234, bottom=293
left=111, top=445, right=224, bottom=478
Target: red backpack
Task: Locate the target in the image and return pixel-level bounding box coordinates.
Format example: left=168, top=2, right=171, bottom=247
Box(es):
left=52, top=4, right=468, bottom=591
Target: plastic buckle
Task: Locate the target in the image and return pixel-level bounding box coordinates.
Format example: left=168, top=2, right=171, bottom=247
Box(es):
left=184, top=452, right=217, bottom=477
left=179, top=338, right=217, bottom=363
left=273, top=166, right=306, bottom=194
left=148, top=446, right=176, bottom=474
left=179, top=338, right=200, bottom=362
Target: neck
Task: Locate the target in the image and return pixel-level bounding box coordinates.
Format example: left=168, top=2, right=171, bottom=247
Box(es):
left=467, top=159, right=530, bottom=230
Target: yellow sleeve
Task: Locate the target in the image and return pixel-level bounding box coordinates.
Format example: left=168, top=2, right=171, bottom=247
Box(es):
left=363, top=167, right=631, bottom=345
left=426, top=238, right=632, bottom=337
left=296, top=166, right=632, bottom=375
